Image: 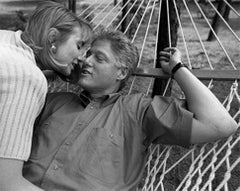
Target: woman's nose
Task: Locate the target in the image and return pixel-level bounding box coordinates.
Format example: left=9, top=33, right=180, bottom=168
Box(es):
left=78, top=51, right=86, bottom=62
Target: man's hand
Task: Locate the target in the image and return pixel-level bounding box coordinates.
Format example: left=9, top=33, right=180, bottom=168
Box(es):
left=159, top=47, right=182, bottom=74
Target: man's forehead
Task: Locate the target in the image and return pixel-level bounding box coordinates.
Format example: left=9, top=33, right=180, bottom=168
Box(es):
left=91, top=39, right=117, bottom=61
left=92, top=39, right=110, bottom=46
left=91, top=39, right=111, bottom=52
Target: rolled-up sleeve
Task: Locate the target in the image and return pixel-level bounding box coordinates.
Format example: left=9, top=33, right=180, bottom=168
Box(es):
left=142, top=96, right=193, bottom=148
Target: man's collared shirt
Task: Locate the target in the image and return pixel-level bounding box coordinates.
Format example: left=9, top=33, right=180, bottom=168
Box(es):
left=23, top=91, right=193, bottom=191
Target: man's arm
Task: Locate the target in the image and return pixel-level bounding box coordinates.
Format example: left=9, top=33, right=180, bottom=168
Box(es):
left=0, top=159, right=44, bottom=191
left=160, top=47, right=238, bottom=144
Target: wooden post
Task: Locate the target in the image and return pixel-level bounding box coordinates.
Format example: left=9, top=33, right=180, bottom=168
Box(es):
left=114, top=0, right=118, bottom=6
left=223, top=0, right=232, bottom=22
left=121, top=0, right=130, bottom=36
left=207, top=0, right=227, bottom=41
left=68, top=0, right=76, bottom=13
left=152, top=0, right=179, bottom=97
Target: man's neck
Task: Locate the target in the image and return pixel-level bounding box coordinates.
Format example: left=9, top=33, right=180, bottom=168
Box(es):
left=89, top=86, right=119, bottom=100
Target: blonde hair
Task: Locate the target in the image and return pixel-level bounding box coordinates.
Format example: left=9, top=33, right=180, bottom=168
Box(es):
left=21, top=1, right=92, bottom=69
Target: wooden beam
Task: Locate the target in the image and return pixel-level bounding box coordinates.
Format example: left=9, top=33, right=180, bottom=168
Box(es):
left=43, top=68, right=240, bottom=81
left=133, top=68, right=240, bottom=81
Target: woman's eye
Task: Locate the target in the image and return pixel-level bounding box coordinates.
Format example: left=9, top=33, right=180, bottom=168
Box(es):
left=78, top=42, right=85, bottom=50
left=86, top=50, right=92, bottom=57
left=77, top=44, right=82, bottom=50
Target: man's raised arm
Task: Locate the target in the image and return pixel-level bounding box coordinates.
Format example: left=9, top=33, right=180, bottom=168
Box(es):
left=159, top=47, right=238, bottom=144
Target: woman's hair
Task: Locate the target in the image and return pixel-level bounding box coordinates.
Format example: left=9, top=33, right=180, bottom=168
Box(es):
left=21, top=1, right=92, bottom=69
left=93, top=28, right=139, bottom=90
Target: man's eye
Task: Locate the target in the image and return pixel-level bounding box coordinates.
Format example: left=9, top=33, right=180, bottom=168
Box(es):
left=96, top=55, right=104, bottom=62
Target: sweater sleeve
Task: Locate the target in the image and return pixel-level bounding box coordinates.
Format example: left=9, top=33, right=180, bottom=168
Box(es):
left=0, top=59, right=48, bottom=161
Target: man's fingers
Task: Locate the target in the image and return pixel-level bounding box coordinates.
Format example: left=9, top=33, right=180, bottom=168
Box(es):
left=163, top=47, right=180, bottom=55
left=163, top=47, right=177, bottom=51
left=159, top=51, right=170, bottom=58
left=159, top=56, right=169, bottom=62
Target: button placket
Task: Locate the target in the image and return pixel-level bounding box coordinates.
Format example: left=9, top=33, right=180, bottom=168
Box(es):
left=88, top=101, right=100, bottom=110
left=65, top=142, right=70, bottom=146
left=43, top=123, right=49, bottom=128
left=53, top=163, right=59, bottom=170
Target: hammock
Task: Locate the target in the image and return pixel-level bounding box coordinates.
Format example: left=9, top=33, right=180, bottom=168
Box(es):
left=46, top=0, right=240, bottom=190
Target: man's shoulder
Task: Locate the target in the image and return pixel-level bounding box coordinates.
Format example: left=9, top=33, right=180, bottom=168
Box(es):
left=119, top=93, right=152, bottom=107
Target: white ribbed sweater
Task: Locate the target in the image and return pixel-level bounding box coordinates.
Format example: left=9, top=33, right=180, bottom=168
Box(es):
left=0, top=30, right=48, bottom=161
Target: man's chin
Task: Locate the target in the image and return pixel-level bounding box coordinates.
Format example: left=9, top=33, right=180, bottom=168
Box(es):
left=78, top=80, right=94, bottom=90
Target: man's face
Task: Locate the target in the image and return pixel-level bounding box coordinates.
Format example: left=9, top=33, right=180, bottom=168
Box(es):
left=78, top=39, right=122, bottom=94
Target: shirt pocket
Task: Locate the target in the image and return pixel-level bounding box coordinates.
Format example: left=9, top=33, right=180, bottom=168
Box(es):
left=78, top=127, right=123, bottom=185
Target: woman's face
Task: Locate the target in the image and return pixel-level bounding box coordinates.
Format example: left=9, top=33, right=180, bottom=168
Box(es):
left=52, top=25, right=91, bottom=76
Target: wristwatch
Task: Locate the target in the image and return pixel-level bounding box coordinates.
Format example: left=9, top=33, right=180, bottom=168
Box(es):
left=171, top=62, right=189, bottom=79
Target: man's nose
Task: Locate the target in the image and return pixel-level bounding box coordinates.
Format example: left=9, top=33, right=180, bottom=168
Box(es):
left=84, top=56, right=92, bottom=67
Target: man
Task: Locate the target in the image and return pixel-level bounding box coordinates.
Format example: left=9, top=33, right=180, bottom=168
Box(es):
left=23, top=29, right=237, bottom=191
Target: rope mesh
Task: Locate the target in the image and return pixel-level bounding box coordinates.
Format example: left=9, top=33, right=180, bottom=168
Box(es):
left=48, top=0, right=240, bottom=190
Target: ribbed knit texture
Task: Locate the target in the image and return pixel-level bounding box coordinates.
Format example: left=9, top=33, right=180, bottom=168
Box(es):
left=0, top=30, right=48, bottom=161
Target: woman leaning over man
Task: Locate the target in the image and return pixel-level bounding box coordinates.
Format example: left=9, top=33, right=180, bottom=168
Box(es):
left=0, top=1, right=92, bottom=191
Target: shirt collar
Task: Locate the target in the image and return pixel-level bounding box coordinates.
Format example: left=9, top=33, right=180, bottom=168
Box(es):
left=79, top=90, right=121, bottom=107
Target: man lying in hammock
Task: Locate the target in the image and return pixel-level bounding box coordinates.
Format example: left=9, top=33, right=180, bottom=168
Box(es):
left=23, top=29, right=238, bottom=191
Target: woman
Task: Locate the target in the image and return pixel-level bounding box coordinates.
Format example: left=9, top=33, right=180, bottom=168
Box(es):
left=0, top=1, right=92, bottom=191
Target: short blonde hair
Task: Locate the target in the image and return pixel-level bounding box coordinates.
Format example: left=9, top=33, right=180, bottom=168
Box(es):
left=22, top=1, right=92, bottom=69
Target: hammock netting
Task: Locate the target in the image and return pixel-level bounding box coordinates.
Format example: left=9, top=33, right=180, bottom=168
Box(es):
left=46, top=0, right=240, bottom=190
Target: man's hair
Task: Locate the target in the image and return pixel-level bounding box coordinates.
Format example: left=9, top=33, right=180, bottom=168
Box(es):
left=93, top=28, right=139, bottom=90
left=21, top=1, right=92, bottom=69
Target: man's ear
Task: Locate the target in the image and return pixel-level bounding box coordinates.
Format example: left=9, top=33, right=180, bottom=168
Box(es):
left=117, top=67, right=128, bottom=81
left=48, top=28, right=60, bottom=44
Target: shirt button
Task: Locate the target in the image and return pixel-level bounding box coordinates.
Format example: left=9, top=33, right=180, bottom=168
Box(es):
left=53, top=164, right=59, bottom=170
left=65, top=142, right=70, bottom=146
left=109, top=134, right=113, bottom=139
left=90, top=106, right=94, bottom=109
left=44, top=123, right=49, bottom=128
